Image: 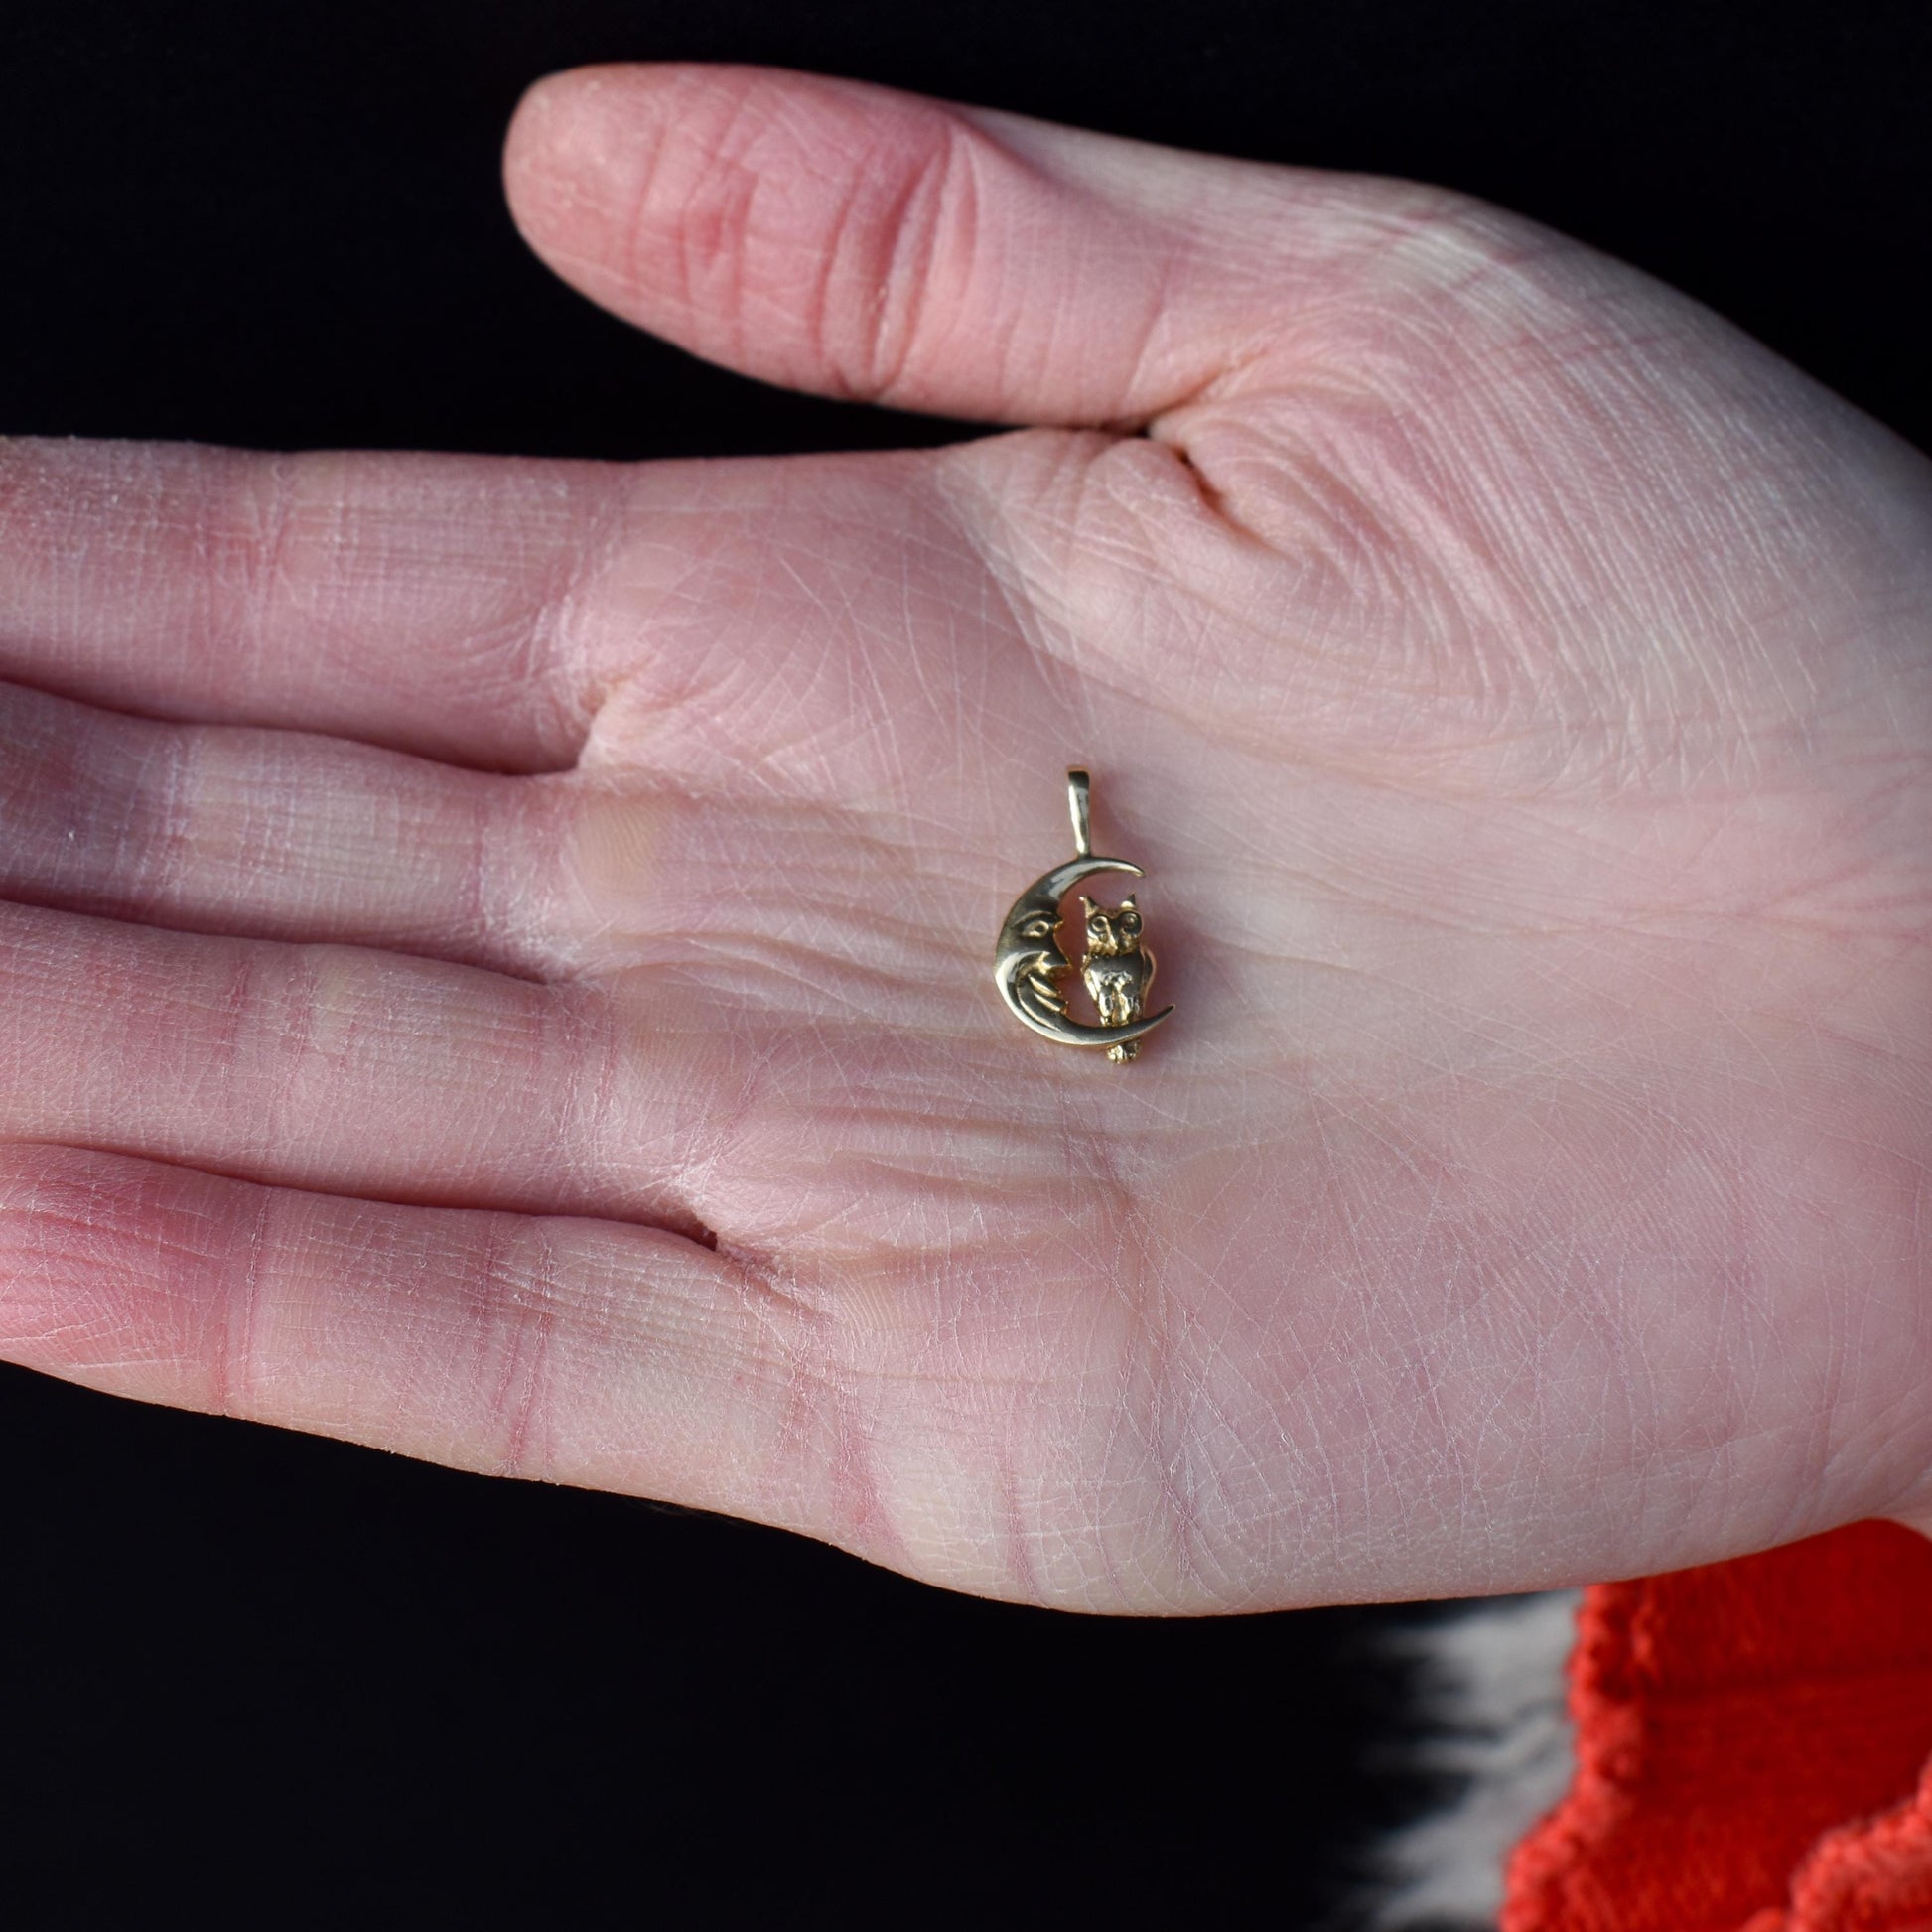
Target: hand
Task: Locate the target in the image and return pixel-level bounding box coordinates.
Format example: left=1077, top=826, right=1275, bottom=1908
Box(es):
left=3, top=66, right=1927, bottom=1611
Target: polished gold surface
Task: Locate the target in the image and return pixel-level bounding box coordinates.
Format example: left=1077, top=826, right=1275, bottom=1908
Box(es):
left=994, top=771, right=1173, bottom=1060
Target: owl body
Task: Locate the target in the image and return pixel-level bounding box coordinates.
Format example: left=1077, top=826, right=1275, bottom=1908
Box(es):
left=1079, top=896, right=1156, bottom=1063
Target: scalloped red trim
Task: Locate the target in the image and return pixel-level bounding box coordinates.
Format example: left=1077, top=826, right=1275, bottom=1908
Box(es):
left=1503, top=1522, right=1932, bottom=1932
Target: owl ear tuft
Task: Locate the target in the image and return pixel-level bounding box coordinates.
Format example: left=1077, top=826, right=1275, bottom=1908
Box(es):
left=1079, top=896, right=1097, bottom=916
left=1120, top=897, right=1137, bottom=913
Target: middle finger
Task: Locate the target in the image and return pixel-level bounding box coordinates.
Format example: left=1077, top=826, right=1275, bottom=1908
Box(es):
left=0, top=677, right=562, bottom=977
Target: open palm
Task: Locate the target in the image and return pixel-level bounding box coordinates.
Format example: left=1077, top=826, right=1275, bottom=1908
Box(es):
left=3, top=66, right=1928, bottom=1610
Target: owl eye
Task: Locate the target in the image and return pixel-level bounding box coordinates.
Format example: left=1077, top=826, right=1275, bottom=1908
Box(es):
left=1019, top=915, right=1056, bottom=941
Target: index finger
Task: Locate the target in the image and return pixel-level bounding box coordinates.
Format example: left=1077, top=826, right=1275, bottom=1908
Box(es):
left=0, top=439, right=612, bottom=770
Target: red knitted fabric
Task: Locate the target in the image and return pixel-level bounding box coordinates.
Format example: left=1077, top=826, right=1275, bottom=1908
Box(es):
left=1752, top=1758, right=1932, bottom=1931
left=1502, top=1522, right=1932, bottom=1932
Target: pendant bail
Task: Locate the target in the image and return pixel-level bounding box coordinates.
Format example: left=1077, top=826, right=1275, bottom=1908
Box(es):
left=1067, top=767, right=1092, bottom=859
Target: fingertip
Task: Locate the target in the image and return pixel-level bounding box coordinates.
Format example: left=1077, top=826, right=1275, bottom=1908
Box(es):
left=501, top=62, right=984, bottom=404
left=501, top=63, right=659, bottom=272
left=0, top=1142, right=225, bottom=1407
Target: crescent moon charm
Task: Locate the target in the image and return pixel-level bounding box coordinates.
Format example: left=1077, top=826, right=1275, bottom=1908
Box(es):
left=994, top=771, right=1174, bottom=1062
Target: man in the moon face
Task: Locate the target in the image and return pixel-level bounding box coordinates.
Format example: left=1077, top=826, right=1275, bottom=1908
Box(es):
left=1008, top=897, right=1071, bottom=1017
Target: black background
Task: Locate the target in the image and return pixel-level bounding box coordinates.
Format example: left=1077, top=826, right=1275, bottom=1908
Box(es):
left=1, top=3, right=1927, bottom=1926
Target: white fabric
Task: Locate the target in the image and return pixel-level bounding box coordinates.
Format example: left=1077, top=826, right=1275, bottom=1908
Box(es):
left=1367, top=1590, right=1581, bottom=1929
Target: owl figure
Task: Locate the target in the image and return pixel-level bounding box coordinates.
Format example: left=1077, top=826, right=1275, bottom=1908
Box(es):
left=1080, top=895, right=1157, bottom=1063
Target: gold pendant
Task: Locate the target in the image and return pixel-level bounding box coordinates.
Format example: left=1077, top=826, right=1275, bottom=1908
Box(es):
left=994, top=769, right=1173, bottom=1063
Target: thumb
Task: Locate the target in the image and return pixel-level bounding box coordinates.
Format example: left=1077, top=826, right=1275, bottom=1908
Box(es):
left=501, top=62, right=1450, bottom=428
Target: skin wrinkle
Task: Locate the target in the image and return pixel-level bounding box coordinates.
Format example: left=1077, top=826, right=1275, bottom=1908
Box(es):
left=235, top=453, right=301, bottom=708
left=1100, top=241, right=1202, bottom=434
left=464, top=764, right=508, bottom=967
left=659, top=1007, right=779, bottom=1244
left=947, top=433, right=1464, bottom=757
left=932, top=451, right=1108, bottom=743
left=260, top=947, right=348, bottom=1178
left=1215, top=384, right=1509, bottom=643
left=1153, top=1259, right=1264, bottom=1600
left=400, top=469, right=599, bottom=768
left=827, top=109, right=970, bottom=406
left=679, top=83, right=791, bottom=380
left=532, top=983, right=719, bottom=1242
left=524, top=468, right=633, bottom=764
left=993, top=1426, right=1044, bottom=1605
left=956, top=456, right=1220, bottom=719
left=122, top=719, right=185, bottom=920
left=769, top=1251, right=907, bottom=1571
left=771, top=546, right=910, bottom=796
left=544, top=976, right=627, bottom=1204
left=1167, top=338, right=1862, bottom=784
left=575, top=473, right=958, bottom=795
left=0, top=1158, right=135, bottom=1359
left=485, top=1216, right=561, bottom=1482
left=1082, top=1119, right=1226, bottom=1606
left=212, top=1179, right=273, bottom=1422
left=654, top=93, right=755, bottom=352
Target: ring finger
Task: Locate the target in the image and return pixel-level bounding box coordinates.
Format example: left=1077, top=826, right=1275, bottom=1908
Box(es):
left=0, top=896, right=720, bottom=1228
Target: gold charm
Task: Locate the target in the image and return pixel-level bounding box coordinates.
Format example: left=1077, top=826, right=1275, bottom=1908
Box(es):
left=994, top=769, right=1173, bottom=1062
